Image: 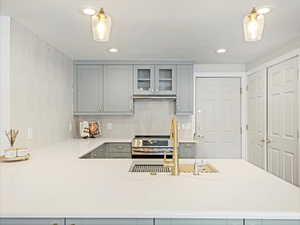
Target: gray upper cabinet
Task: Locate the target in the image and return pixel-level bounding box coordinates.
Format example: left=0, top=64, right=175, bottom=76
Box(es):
left=176, top=64, right=193, bottom=115
left=155, top=65, right=176, bottom=95
left=104, top=65, right=133, bottom=114
left=134, top=65, right=155, bottom=95
left=133, top=64, right=176, bottom=96
left=75, top=65, right=103, bottom=114
left=74, top=62, right=192, bottom=115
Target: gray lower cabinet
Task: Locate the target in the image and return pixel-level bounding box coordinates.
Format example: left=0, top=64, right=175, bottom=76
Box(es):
left=75, top=65, right=103, bottom=114
left=107, top=143, right=131, bottom=158
left=155, top=219, right=243, bottom=225
left=176, top=64, right=194, bottom=115
left=103, top=65, right=133, bottom=114
left=0, top=218, right=64, bottom=225
left=66, top=218, right=153, bottom=225
left=245, top=220, right=300, bottom=225
left=179, top=143, right=196, bottom=158
left=81, top=143, right=131, bottom=159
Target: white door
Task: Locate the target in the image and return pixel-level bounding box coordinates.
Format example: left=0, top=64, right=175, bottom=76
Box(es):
left=247, top=70, right=267, bottom=169
left=195, top=78, right=241, bottom=158
left=268, top=57, right=299, bottom=185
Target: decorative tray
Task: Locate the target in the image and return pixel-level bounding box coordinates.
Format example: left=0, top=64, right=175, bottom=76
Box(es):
left=0, top=153, right=30, bottom=162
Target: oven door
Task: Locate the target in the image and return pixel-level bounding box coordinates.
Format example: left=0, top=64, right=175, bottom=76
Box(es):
left=132, top=148, right=173, bottom=158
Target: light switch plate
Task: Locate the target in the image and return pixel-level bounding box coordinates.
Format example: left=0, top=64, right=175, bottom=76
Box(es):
left=107, top=122, right=113, bottom=130
left=27, top=128, right=33, bottom=140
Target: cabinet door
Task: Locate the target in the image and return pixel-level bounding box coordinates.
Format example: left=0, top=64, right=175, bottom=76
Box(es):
left=106, top=143, right=131, bottom=158
left=247, top=70, right=266, bottom=170
left=155, top=65, right=176, bottom=95
left=66, top=218, right=153, bottom=225
left=267, top=57, right=299, bottom=185
left=155, top=219, right=243, bottom=225
left=76, top=65, right=103, bottom=113
left=245, top=219, right=300, bottom=225
left=0, top=218, right=64, bottom=225
left=179, top=143, right=196, bottom=158
left=104, top=65, right=133, bottom=113
left=107, top=143, right=131, bottom=153
left=176, top=65, right=194, bottom=115
left=134, top=65, right=155, bottom=95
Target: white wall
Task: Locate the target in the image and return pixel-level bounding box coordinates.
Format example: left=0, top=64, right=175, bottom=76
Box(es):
left=246, top=36, right=300, bottom=71
left=0, top=17, right=74, bottom=149
left=0, top=16, right=10, bottom=149
left=194, top=64, right=245, bottom=73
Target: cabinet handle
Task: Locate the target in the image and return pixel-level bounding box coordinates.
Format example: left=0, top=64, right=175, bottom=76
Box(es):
left=260, top=139, right=265, bottom=142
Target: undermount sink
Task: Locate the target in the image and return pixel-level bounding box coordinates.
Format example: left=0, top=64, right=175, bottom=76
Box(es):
left=129, top=160, right=170, bottom=173
left=129, top=160, right=218, bottom=175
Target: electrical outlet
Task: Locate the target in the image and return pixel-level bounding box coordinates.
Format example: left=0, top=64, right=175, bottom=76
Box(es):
left=106, top=122, right=113, bottom=130
left=27, top=128, right=33, bottom=140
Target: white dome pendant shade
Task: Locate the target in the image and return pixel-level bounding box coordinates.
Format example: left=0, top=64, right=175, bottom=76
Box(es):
left=91, top=8, right=112, bottom=42
left=243, top=8, right=265, bottom=42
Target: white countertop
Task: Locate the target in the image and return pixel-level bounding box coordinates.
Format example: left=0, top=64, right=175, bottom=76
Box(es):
left=0, top=138, right=300, bottom=219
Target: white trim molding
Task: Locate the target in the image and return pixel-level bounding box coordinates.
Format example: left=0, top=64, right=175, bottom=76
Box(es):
left=0, top=16, right=11, bottom=150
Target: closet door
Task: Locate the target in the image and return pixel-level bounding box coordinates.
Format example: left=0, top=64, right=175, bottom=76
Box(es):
left=247, top=70, right=266, bottom=169
left=268, top=57, right=299, bottom=185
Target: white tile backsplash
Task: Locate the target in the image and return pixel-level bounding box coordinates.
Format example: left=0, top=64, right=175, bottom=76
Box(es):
left=75, top=99, right=194, bottom=139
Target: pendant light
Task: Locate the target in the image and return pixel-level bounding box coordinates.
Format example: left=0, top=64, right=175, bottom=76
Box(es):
left=91, top=8, right=112, bottom=42
left=243, top=8, right=264, bottom=42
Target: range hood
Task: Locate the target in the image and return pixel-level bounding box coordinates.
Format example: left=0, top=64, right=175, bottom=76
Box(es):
left=133, top=95, right=176, bottom=100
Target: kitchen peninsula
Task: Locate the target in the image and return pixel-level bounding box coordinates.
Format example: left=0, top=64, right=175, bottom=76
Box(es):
left=1, top=138, right=300, bottom=224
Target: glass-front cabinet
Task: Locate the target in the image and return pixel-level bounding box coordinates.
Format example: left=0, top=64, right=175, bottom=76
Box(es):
left=155, top=65, right=176, bottom=95
left=134, top=65, right=155, bottom=95
left=134, top=64, right=176, bottom=95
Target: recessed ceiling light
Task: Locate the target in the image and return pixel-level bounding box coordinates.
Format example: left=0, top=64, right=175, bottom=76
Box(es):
left=216, top=49, right=227, bottom=54
left=82, top=8, right=97, bottom=16
left=257, top=7, right=272, bottom=14
left=109, top=48, right=119, bottom=53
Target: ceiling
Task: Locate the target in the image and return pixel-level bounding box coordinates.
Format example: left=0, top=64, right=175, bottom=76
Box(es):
left=1, top=0, right=300, bottom=63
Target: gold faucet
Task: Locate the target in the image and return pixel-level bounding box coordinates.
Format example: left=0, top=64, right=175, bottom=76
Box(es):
left=163, top=118, right=180, bottom=176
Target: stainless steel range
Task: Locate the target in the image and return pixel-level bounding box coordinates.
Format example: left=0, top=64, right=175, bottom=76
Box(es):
left=131, top=135, right=173, bottom=158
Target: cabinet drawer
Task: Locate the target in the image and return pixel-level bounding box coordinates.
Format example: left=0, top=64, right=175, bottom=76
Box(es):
left=66, top=218, right=153, bottom=225
left=107, top=143, right=131, bottom=153
left=0, top=218, right=65, bottom=225
left=179, top=143, right=196, bottom=158
left=108, top=152, right=132, bottom=158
